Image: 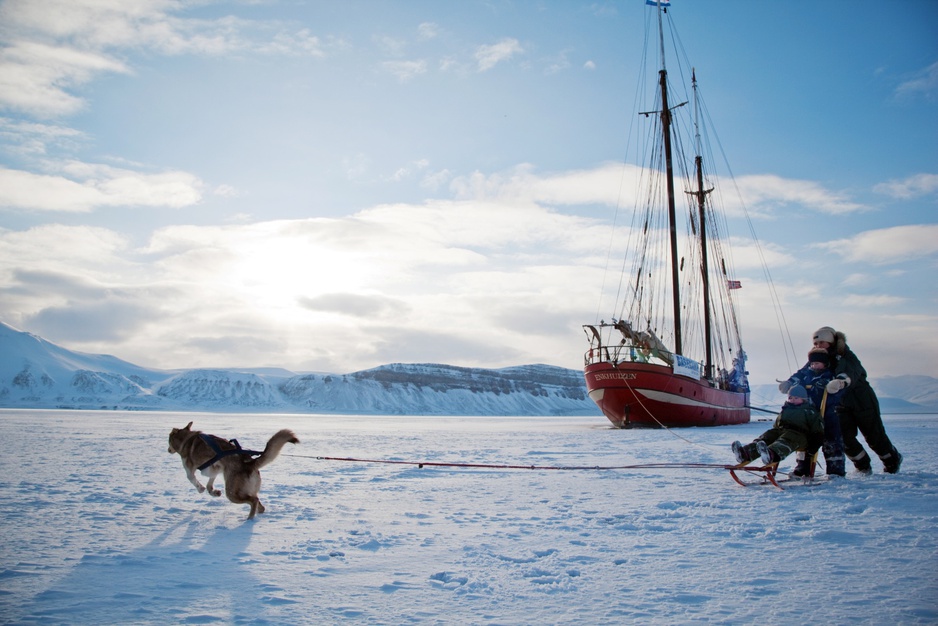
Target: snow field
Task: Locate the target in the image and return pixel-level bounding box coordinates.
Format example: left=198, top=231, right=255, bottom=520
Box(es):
left=0, top=410, right=935, bottom=624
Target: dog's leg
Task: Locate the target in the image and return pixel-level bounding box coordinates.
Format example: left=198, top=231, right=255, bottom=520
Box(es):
left=246, top=497, right=265, bottom=519
left=204, top=472, right=222, bottom=497
left=183, top=461, right=206, bottom=493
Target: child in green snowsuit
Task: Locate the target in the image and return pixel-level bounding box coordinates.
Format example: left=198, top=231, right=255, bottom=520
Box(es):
left=732, top=385, right=824, bottom=465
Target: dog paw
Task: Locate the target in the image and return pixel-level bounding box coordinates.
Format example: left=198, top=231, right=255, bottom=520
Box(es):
left=196, top=486, right=206, bottom=493
left=210, top=489, right=222, bottom=497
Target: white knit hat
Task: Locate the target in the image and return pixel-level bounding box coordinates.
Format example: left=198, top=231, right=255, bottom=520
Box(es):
left=813, top=326, right=835, bottom=344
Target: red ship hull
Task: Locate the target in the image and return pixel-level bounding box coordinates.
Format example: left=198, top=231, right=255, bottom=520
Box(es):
left=584, top=361, right=750, bottom=428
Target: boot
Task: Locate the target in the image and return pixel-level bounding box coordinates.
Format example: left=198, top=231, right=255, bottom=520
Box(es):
left=822, top=441, right=846, bottom=477
left=850, top=449, right=873, bottom=475
left=825, top=456, right=846, bottom=477
left=732, top=441, right=758, bottom=464
left=881, top=448, right=903, bottom=474
left=791, top=457, right=813, bottom=478
left=757, top=440, right=779, bottom=465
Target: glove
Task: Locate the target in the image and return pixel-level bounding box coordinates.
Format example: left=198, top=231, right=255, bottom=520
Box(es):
left=826, top=377, right=850, bottom=393
left=778, top=380, right=793, bottom=394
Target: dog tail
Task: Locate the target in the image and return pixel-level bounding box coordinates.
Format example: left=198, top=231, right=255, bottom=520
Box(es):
left=253, top=429, right=299, bottom=469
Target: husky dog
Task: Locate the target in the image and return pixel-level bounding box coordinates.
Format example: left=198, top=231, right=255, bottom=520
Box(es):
left=167, top=422, right=299, bottom=519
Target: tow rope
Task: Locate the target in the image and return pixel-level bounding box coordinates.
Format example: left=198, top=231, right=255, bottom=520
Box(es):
left=286, top=453, right=739, bottom=472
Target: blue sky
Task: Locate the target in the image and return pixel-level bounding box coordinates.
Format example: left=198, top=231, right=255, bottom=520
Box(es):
left=0, top=0, right=936, bottom=385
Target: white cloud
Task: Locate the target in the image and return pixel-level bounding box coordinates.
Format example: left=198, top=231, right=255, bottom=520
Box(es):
left=0, top=196, right=608, bottom=371
left=842, top=272, right=871, bottom=287
left=842, top=293, right=906, bottom=307
left=417, top=22, right=440, bottom=41
left=874, top=173, right=938, bottom=199
left=0, top=41, right=129, bottom=117
left=733, top=174, right=865, bottom=216
left=343, top=153, right=371, bottom=181
left=380, top=59, right=427, bottom=82
left=420, top=168, right=453, bottom=191
left=382, top=159, right=429, bottom=182
left=475, top=38, right=523, bottom=72
left=544, top=49, right=571, bottom=75
left=816, top=224, right=938, bottom=264
left=0, top=224, right=129, bottom=269
left=895, top=60, right=938, bottom=100
left=2, top=163, right=936, bottom=377
left=446, top=164, right=872, bottom=223
left=0, top=0, right=327, bottom=118
left=374, top=34, right=408, bottom=57
left=0, top=117, right=85, bottom=156
left=0, top=164, right=202, bottom=212
left=450, top=163, right=635, bottom=206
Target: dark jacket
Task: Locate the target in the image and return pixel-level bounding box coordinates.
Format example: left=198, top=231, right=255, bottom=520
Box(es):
left=774, top=401, right=824, bottom=437
left=828, top=331, right=880, bottom=416
left=786, top=365, right=842, bottom=419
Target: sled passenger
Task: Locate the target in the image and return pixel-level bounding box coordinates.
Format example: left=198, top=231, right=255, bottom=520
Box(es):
left=778, top=348, right=846, bottom=477
left=812, top=326, right=902, bottom=474
left=731, top=385, right=824, bottom=466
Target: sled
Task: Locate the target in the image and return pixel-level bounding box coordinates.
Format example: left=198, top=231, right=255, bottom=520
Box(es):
left=728, top=461, right=783, bottom=489
left=728, top=450, right=822, bottom=490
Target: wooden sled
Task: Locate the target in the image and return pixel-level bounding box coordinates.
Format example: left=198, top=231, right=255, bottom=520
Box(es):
left=728, top=451, right=821, bottom=491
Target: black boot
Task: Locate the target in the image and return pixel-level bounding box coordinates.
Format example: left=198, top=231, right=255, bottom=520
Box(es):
left=850, top=449, right=873, bottom=474
left=881, top=448, right=903, bottom=474
left=732, top=441, right=758, bottom=464
left=757, top=440, right=780, bottom=465
left=822, top=441, right=846, bottom=477
left=791, top=457, right=813, bottom=478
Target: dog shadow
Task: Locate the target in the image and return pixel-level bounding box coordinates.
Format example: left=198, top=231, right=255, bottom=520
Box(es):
left=13, top=515, right=272, bottom=624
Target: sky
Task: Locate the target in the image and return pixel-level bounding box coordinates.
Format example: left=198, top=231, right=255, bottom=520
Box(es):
left=0, top=0, right=936, bottom=386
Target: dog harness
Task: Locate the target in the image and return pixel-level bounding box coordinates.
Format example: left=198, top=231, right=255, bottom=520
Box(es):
left=197, top=434, right=263, bottom=471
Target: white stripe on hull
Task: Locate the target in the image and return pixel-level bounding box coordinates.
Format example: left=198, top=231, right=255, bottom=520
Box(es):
left=636, top=388, right=748, bottom=412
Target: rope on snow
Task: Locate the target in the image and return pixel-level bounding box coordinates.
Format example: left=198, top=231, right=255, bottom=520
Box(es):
left=285, top=453, right=741, bottom=473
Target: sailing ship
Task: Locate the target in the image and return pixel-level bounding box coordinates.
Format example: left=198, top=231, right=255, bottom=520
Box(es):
left=584, top=1, right=751, bottom=428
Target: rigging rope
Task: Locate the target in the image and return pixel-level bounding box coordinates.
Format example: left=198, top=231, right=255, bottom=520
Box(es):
left=285, top=452, right=740, bottom=473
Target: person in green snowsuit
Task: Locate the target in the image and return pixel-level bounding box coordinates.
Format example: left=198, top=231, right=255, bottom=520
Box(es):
left=813, top=326, right=902, bottom=473
left=732, top=385, right=824, bottom=465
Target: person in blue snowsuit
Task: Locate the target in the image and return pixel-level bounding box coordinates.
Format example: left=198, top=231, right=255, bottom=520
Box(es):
left=779, top=347, right=845, bottom=477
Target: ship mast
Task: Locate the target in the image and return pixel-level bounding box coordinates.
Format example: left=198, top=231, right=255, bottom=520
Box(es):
left=656, top=3, right=683, bottom=356
left=690, top=69, right=715, bottom=378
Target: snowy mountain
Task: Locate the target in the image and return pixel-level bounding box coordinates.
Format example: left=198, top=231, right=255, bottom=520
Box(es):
left=0, top=322, right=595, bottom=415
left=0, top=322, right=166, bottom=410
left=278, top=363, right=593, bottom=416
left=1, top=321, right=934, bottom=415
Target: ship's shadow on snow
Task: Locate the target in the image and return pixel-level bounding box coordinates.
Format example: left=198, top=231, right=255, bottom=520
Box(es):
left=17, top=516, right=271, bottom=624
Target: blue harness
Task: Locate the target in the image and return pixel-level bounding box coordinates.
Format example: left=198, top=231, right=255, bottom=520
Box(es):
left=197, top=434, right=263, bottom=471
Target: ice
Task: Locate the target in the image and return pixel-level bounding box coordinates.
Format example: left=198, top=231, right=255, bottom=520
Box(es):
left=0, top=410, right=935, bottom=624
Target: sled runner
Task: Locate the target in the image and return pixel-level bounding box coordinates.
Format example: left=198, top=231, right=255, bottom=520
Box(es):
left=728, top=451, right=822, bottom=490
left=728, top=461, right=783, bottom=489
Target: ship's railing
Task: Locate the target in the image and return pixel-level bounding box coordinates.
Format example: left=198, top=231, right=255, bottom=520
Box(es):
left=583, top=322, right=675, bottom=367
left=583, top=324, right=750, bottom=392
left=583, top=340, right=674, bottom=368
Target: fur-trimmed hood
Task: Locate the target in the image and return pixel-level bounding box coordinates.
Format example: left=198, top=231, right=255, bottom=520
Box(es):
left=833, top=330, right=848, bottom=357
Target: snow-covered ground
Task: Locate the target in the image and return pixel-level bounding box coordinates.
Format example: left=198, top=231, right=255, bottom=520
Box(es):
left=1, top=410, right=935, bottom=625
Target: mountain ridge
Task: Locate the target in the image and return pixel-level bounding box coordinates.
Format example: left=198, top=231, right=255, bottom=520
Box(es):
left=2, top=321, right=936, bottom=415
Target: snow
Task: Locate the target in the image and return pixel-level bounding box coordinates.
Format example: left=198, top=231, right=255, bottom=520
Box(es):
left=1, top=410, right=936, bottom=624
left=1, top=321, right=599, bottom=415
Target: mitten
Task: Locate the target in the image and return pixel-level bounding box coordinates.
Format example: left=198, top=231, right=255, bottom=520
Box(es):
left=778, top=380, right=793, bottom=394
left=826, top=377, right=849, bottom=393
